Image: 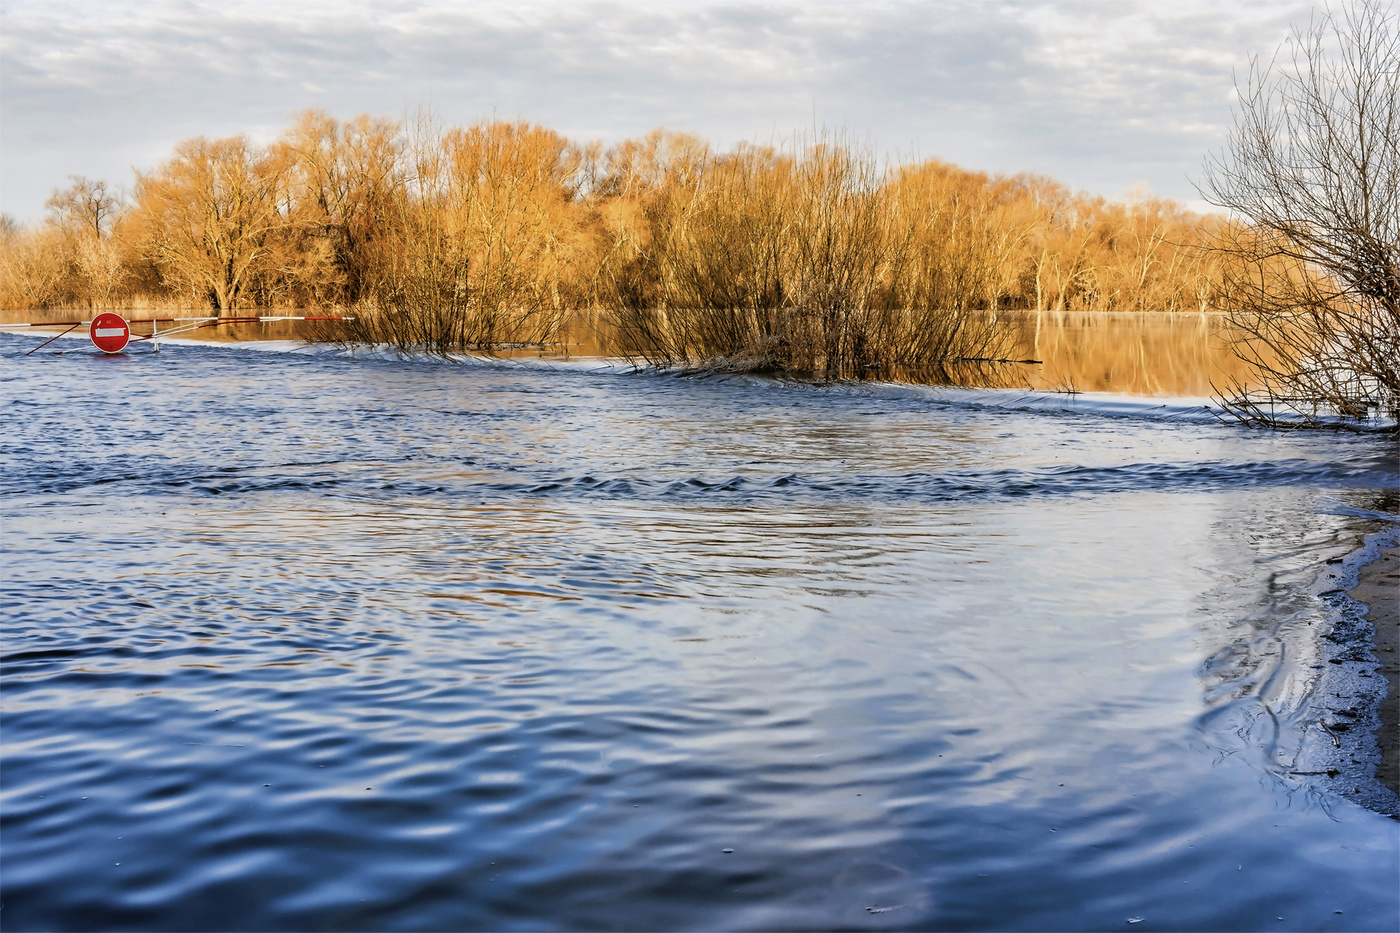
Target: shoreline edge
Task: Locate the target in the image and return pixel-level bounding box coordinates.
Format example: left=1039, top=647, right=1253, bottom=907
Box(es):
left=1352, top=542, right=1399, bottom=801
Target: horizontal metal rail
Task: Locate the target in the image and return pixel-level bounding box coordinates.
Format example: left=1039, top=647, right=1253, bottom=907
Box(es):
left=1, top=315, right=351, bottom=329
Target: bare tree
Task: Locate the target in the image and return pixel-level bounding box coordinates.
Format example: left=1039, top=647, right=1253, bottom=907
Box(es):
left=133, top=136, right=291, bottom=313
left=1199, top=0, right=1399, bottom=427
left=282, top=109, right=404, bottom=304
left=45, top=176, right=121, bottom=238
left=42, top=177, right=130, bottom=307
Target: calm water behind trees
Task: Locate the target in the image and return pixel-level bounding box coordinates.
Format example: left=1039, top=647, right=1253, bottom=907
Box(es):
left=1000, top=310, right=1257, bottom=396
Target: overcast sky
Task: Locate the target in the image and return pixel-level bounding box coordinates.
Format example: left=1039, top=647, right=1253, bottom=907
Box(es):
left=1, top=0, right=1314, bottom=222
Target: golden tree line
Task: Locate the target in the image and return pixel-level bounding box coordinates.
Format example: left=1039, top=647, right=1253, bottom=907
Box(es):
left=0, top=109, right=1231, bottom=328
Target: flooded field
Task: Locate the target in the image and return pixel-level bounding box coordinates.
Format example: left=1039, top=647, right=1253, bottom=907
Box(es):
left=1, top=327, right=1397, bottom=931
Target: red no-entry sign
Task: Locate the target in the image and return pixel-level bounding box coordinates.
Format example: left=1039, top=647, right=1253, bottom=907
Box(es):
left=89, top=313, right=130, bottom=353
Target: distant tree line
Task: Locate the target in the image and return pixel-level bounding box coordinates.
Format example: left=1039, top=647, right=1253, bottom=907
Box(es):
left=0, top=113, right=1254, bottom=376
left=0, top=112, right=1235, bottom=322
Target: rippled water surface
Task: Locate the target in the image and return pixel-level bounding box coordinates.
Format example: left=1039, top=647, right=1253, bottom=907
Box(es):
left=3, top=335, right=1398, bottom=932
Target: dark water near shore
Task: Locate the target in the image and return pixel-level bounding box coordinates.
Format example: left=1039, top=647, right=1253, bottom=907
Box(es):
left=2, top=334, right=1398, bottom=931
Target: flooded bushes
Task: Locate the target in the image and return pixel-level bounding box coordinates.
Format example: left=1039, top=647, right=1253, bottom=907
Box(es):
left=601, top=140, right=1011, bottom=378
left=338, top=119, right=585, bottom=353
left=1204, top=224, right=1400, bottom=426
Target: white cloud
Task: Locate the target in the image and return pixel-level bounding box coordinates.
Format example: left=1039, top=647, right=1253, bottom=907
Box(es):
left=0, top=0, right=1314, bottom=221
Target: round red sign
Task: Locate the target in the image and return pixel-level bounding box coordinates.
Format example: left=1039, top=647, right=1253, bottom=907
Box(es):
left=89, top=313, right=131, bottom=353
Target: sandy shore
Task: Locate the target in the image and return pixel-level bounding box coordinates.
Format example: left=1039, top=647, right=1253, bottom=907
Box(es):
left=1351, top=543, right=1399, bottom=799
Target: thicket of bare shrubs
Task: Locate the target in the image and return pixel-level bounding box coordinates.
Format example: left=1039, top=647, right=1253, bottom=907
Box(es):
left=1199, top=0, right=1398, bottom=426
left=601, top=140, right=1019, bottom=378
left=3, top=111, right=1228, bottom=376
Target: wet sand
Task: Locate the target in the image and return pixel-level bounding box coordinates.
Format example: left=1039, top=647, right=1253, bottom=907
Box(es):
left=1352, top=544, right=1400, bottom=798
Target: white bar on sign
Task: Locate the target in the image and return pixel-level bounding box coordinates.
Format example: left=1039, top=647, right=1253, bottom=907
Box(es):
left=95, top=327, right=126, bottom=337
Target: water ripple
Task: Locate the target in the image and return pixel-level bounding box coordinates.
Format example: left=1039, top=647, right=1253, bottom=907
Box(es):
left=2, top=336, right=1396, bottom=931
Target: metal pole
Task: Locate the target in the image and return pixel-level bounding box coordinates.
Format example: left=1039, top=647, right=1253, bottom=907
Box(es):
left=25, top=323, right=81, bottom=356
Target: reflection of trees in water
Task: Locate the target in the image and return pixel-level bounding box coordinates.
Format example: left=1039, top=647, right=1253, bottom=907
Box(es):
left=718, top=310, right=1262, bottom=396
left=551, top=308, right=1258, bottom=396
left=996, top=310, right=1261, bottom=396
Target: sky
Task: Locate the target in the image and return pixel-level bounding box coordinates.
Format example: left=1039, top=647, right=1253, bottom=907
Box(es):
left=0, top=0, right=1316, bottom=223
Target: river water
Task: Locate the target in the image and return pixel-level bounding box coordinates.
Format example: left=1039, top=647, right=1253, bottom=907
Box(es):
left=2, top=332, right=1397, bottom=931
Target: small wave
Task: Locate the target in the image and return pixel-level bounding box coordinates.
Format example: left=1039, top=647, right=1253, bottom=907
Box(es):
left=9, top=454, right=1395, bottom=505
left=398, top=458, right=1391, bottom=505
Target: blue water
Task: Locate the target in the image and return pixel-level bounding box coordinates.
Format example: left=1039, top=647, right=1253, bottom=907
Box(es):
left=2, top=335, right=1398, bottom=932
